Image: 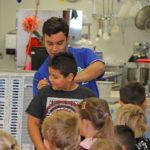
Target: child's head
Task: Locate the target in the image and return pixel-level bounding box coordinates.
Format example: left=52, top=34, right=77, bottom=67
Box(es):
left=114, top=125, right=135, bottom=150
left=49, top=51, right=77, bottom=77
left=48, top=52, right=78, bottom=90
left=42, top=111, right=80, bottom=150
left=0, top=130, right=21, bottom=150
left=119, top=82, right=146, bottom=107
left=115, top=104, right=148, bottom=138
left=90, top=138, right=122, bottom=150
left=77, top=97, right=114, bottom=138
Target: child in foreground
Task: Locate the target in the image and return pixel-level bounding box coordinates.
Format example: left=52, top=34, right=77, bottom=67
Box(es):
left=77, top=97, right=114, bottom=150
left=115, top=104, right=150, bottom=150
left=42, top=111, right=80, bottom=150
left=0, top=130, right=21, bottom=150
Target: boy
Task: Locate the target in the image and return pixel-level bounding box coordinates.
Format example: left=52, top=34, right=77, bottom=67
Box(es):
left=114, top=125, right=135, bottom=150
left=119, top=82, right=147, bottom=108
left=42, top=111, right=80, bottom=150
left=33, top=17, right=105, bottom=97
left=119, top=82, right=150, bottom=138
left=26, top=52, right=96, bottom=150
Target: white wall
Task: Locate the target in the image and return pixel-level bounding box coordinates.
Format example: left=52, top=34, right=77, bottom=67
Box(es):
left=0, top=0, right=150, bottom=69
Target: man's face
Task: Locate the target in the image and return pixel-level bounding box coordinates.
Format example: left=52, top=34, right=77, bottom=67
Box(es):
left=43, top=32, right=69, bottom=58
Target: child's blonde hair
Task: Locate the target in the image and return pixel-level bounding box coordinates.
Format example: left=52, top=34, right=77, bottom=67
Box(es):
left=0, top=130, right=21, bottom=150
left=77, top=97, right=114, bottom=138
left=90, top=138, right=122, bottom=150
left=42, top=111, right=80, bottom=150
left=115, top=104, right=148, bottom=138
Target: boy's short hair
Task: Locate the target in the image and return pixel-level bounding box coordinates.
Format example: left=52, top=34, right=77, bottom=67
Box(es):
left=0, top=130, right=21, bottom=150
left=115, top=104, right=148, bottom=138
left=42, top=17, right=69, bottom=38
left=42, top=111, right=79, bottom=150
left=90, top=138, right=122, bottom=150
left=120, top=82, right=145, bottom=105
left=48, top=52, right=78, bottom=78
left=114, top=125, right=135, bottom=150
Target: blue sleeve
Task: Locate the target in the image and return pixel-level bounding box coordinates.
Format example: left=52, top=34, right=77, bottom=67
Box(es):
left=33, top=72, right=43, bottom=96
left=82, top=48, right=104, bottom=66
left=81, top=48, right=105, bottom=80
left=69, top=48, right=105, bottom=80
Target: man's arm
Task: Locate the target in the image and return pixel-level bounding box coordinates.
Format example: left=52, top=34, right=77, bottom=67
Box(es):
left=27, top=115, right=46, bottom=150
left=74, top=61, right=105, bottom=83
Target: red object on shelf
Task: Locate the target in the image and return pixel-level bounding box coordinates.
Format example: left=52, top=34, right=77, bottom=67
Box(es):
left=136, top=59, right=150, bottom=63
left=26, top=37, right=42, bottom=57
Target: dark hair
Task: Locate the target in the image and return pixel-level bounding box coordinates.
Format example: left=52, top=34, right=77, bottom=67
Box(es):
left=77, top=97, right=114, bottom=138
left=42, top=17, right=69, bottom=38
left=120, top=82, right=145, bottom=105
left=48, top=52, right=77, bottom=78
left=114, top=125, right=135, bottom=150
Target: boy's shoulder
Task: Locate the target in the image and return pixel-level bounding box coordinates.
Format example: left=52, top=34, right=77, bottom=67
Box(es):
left=76, top=85, right=97, bottom=97
left=36, top=85, right=52, bottom=96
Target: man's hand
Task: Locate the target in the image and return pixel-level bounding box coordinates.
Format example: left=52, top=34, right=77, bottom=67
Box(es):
left=37, top=78, right=49, bottom=90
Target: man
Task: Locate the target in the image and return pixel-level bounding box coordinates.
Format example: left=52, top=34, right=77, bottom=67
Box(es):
left=33, top=17, right=105, bottom=97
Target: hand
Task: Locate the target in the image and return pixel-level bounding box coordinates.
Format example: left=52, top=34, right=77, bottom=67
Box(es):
left=37, top=78, right=49, bottom=90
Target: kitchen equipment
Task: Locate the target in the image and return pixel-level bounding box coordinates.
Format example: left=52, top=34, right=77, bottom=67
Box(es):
left=135, top=5, right=150, bottom=30
left=112, top=18, right=119, bottom=32
left=98, top=18, right=102, bottom=36
left=128, top=41, right=149, bottom=62
left=96, top=81, right=113, bottom=98
left=102, top=17, right=111, bottom=40
left=96, top=19, right=101, bottom=41
left=127, top=41, right=149, bottom=85
left=101, top=0, right=113, bottom=40
left=5, top=30, right=16, bottom=55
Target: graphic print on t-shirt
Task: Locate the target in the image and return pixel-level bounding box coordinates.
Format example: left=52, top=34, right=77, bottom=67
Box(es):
left=45, top=97, right=82, bottom=116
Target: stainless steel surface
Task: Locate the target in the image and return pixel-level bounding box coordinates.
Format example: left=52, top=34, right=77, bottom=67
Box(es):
left=126, top=62, right=149, bottom=85
left=69, top=10, right=83, bottom=46
left=135, top=5, right=150, bottom=30
left=127, top=41, right=150, bottom=85
left=101, top=71, right=122, bottom=80
left=102, top=65, right=124, bottom=89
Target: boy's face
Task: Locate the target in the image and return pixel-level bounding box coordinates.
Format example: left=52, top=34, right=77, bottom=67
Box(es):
left=43, top=32, right=69, bottom=58
left=48, top=67, right=71, bottom=91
